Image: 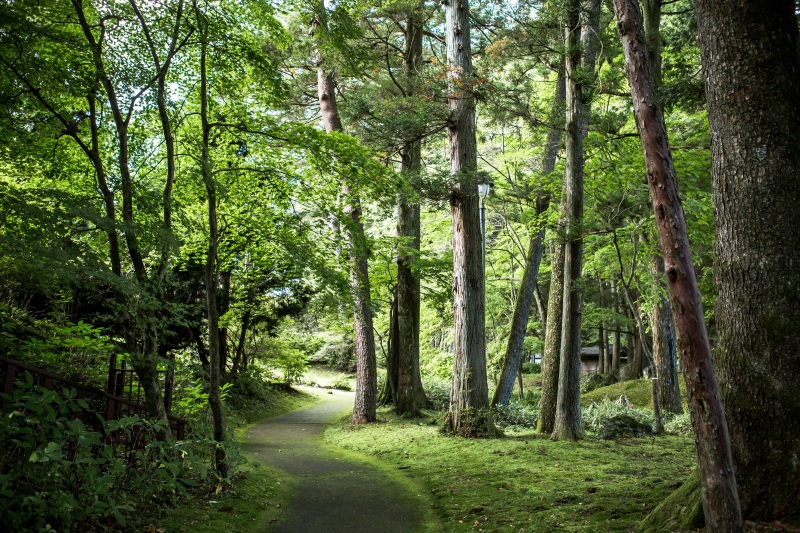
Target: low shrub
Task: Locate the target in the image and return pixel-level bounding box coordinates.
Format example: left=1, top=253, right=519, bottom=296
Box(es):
left=0, top=376, right=239, bottom=531
left=422, top=379, right=450, bottom=411
left=583, top=396, right=655, bottom=436
left=521, top=362, right=541, bottom=374
left=330, top=374, right=352, bottom=391
left=493, top=401, right=539, bottom=429
left=663, top=412, right=693, bottom=435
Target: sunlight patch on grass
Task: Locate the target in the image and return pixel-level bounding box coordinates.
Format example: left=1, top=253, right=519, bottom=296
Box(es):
left=326, top=408, right=696, bottom=532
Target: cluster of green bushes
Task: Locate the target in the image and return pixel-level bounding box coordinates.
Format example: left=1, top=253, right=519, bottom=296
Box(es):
left=0, top=377, right=242, bottom=531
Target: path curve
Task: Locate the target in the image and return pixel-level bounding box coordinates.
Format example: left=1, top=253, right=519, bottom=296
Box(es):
left=242, top=388, right=425, bottom=533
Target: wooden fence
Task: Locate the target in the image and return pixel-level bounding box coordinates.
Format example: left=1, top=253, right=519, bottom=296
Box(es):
left=0, top=355, right=186, bottom=447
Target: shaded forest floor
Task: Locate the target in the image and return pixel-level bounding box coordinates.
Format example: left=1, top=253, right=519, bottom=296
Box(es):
left=326, top=408, right=696, bottom=532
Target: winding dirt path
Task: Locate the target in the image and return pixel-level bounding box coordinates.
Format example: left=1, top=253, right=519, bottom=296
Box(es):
left=242, top=389, right=425, bottom=532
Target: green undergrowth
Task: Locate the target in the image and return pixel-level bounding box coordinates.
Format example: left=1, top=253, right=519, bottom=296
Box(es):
left=326, top=408, right=696, bottom=532
left=160, top=386, right=318, bottom=532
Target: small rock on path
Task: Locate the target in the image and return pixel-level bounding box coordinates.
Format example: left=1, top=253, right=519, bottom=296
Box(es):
left=242, top=388, right=425, bottom=533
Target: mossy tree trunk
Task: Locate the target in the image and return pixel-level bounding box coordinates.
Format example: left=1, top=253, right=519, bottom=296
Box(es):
left=694, top=0, right=800, bottom=521
left=444, top=0, right=495, bottom=437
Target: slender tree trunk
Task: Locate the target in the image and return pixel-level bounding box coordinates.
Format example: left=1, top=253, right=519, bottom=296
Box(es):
left=537, top=242, right=564, bottom=434
left=493, top=63, right=565, bottom=408
left=651, top=256, right=682, bottom=413
left=551, top=0, right=586, bottom=442
left=598, top=324, right=605, bottom=374
left=318, top=69, right=377, bottom=424
left=444, top=0, right=495, bottom=437
left=612, top=1, right=742, bottom=528
left=381, top=297, right=400, bottom=405
left=72, top=0, right=175, bottom=422
left=611, top=279, right=621, bottom=375
left=693, top=0, right=800, bottom=521
left=597, top=280, right=606, bottom=374
left=395, top=8, right=428, bottom=417
left=640, top=0, right=681, bottom=415
left=199, top=22, right=227, bottom=477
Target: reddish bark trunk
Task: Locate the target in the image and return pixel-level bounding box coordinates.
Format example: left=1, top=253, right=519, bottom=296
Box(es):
left=612, top=0, right=742, bottom=529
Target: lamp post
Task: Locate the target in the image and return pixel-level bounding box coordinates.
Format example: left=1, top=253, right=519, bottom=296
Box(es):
left=478, top=180, right=492, bottom=284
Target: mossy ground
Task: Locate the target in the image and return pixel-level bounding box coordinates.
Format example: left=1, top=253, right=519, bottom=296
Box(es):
left=325, top=408, right=697, bottom=532
left=581, top=377, right=688, bottom=411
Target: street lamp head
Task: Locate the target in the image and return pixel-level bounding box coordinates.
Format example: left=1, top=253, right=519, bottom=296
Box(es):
left=478, top=182, right=491, bottom=200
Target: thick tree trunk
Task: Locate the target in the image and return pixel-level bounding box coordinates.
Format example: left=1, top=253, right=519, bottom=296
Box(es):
left=395, top=9, right=428, bottom=417
left=444, top=0, right=495, bottom=437
left=612, top=1, right=742, bottom=529
left=694, top=0, right=800, bottom=521
left=317, top=68, right=378, bottom=424
left=492, top=62, right=565, bottom=408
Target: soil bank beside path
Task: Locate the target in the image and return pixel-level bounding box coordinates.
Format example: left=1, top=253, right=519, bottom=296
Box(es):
left=242, top=388, right=428, bottom=533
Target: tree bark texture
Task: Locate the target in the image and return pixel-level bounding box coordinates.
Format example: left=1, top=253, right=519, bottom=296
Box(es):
left=444, top=0, right=494, bottom=437
left=537, top=241, right=564, bottom=434
left=492, top=64, right=565, bottom=407
left=613, top=0, right=742, bottom=529
left=200, top=29, right=228, bottom=477
left=694, top=0, right=800, bottom=521
left=552, top=0, right=597, bottom=441
left=641, top=0, right=681, bottom=415
left=395, top=9, right=428, bottom=417
left=651, top=256, right=682, bottom=414
left=317, top=67, right=378, bottom=424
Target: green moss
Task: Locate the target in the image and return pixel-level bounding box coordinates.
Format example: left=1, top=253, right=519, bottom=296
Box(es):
left=581, top=378, right=689, bottom=412
left=639, top=469, right=704, bottom=532
left=326, top=407, right=696, bottom=532
left=582, top=378, right=655, bottom=408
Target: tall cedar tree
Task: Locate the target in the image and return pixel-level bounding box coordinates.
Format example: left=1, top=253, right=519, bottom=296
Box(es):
left=641, top=0, right=682, bottom=414
left=612, top=0, right=743, bottom=528
left=393, top=7, right=428, bottom=416
left=551, top=0, right=587, bottom=441
left=313, top=11, right=378, bottom=424
left=444, top=0, right=496, bottom=437
left=694, top=0, right=800, bottom=521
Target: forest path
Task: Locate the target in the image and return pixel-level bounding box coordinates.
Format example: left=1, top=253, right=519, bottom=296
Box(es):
left=242, top=388, right=426, bottom=533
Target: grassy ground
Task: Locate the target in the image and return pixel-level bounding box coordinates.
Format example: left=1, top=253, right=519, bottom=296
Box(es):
left=159, top=386, right=319, bottom=532
left=326, top=409, right=696, bottom=532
